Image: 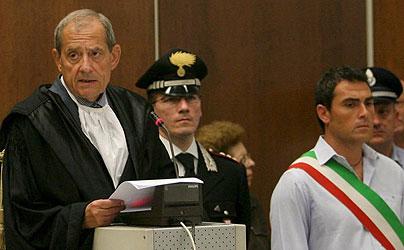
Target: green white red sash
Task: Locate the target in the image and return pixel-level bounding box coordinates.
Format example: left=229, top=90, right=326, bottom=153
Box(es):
left=289, top=150, right=404, bottom=250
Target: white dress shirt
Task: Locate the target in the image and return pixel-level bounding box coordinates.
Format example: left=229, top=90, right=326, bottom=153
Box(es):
left=159, top=135, right=199, bottom=176
left=270, top=136, right=404, bottom=250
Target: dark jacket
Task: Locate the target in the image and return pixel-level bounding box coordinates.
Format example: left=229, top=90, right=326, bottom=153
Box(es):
left=155, top=141, right=251, bottom=231
left=248, top=194, right=270, bottom=250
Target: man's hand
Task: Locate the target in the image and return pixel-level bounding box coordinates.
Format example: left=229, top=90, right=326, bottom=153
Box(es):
left=83, top=199, right=125, bottom=228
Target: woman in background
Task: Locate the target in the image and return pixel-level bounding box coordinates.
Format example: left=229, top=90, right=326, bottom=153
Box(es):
left=197, top=121, right=269, bottom=250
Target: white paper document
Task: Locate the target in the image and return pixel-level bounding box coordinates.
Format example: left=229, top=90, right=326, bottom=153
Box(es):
left=109, top=177, right=203, bottom=213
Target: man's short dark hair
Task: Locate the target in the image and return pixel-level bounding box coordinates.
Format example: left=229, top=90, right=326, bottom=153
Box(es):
left=315, top=66, right=369, bottom=130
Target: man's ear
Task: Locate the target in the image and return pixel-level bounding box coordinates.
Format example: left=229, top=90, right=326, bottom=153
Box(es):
left=52, top=48, right=62, bottom=72
left=110, top=44, right=121, bottom=71
left=394, top=107, right=400, bottom=127
left=316, top=104, right=331, bottom=126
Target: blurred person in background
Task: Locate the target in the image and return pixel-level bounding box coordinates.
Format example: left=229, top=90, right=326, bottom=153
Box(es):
left=394, top=79, right=404, bottom=168
left=197, top=120, right=270, bottom=250
left=365, top=67, right=404, bottom=167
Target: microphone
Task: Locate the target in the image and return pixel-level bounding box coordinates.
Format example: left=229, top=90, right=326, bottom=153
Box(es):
left=150, top=111, right=165, bottom=128
left=150, top=111, right=180, bottom=178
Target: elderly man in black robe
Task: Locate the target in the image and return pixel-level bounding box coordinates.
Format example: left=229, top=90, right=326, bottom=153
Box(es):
left=0, top=9, right=159, bottom=249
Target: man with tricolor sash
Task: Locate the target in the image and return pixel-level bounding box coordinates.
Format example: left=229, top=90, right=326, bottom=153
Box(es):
left=270, top=66, right=404, bottom=250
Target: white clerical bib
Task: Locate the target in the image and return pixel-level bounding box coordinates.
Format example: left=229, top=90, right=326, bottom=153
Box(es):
left=77, top=104, right=128, bottom=187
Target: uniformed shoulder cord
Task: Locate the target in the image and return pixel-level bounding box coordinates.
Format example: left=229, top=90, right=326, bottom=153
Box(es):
left=197, top=142, right=218, bottom=172
left=205, top=147, right=240, bottom=164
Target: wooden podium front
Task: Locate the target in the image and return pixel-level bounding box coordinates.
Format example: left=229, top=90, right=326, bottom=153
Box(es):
left=93, top=222, right=246, bottom=250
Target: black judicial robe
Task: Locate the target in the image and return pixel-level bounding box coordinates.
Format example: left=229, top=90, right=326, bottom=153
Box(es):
left=0, top=80, right=159, bottom=249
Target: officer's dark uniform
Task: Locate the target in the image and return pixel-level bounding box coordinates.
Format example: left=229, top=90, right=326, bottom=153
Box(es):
left=136, top=48, right=251, bottom=234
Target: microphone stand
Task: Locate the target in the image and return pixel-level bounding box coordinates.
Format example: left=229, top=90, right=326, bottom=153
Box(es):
left=150, top=111, right=180, bottom=178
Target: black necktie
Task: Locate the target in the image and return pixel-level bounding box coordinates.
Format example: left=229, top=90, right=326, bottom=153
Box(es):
left=176, top=153, right=196, bottom=177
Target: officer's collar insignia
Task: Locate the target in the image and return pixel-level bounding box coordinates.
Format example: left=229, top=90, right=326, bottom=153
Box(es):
left=169, top=51, right=196, bottom=77
left=366, top=69, right=376, bottom=87
left=198, top=142, right=218, bottom=172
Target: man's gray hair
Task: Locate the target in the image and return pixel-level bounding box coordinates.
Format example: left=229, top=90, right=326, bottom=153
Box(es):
left=54, top=9, right=116, bottom=53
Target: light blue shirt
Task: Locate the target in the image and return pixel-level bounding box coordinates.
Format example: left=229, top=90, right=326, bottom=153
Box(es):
left=270, top=136, right=404, bottom=250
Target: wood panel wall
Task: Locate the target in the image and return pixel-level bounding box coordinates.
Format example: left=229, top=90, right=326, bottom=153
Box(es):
left=374, top=0, right=404, bottom=79
left=158, top=0, right=367, bottom=227
left=0, top=0, right=367, bottom=234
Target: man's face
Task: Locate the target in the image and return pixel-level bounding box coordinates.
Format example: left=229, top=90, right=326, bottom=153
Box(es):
left=394, top=80, right=404, bottom=136
left=369, top=100, right=397, bottom=147
left=153, top=94, right=202, bottom=139
left=318, top=80, right=374, bottom=145
left=52, top=18, right=121, bottom=102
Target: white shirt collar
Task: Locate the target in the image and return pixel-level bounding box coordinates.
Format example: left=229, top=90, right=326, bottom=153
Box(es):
left=60, top=76, right=107, bottom=107
left=313, top=136, right=378, bottom=171
left=159, top=135, right=199, bottom=159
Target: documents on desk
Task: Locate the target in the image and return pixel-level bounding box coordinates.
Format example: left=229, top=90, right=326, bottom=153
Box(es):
left=109, top=178, right=204, bottom=213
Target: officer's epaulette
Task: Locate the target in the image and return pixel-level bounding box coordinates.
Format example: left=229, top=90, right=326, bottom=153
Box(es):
left=207, top=149, right=240, bottom=164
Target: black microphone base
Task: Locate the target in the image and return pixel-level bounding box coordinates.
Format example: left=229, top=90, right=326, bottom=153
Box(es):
left=119, top=182, right=203, bottom=227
